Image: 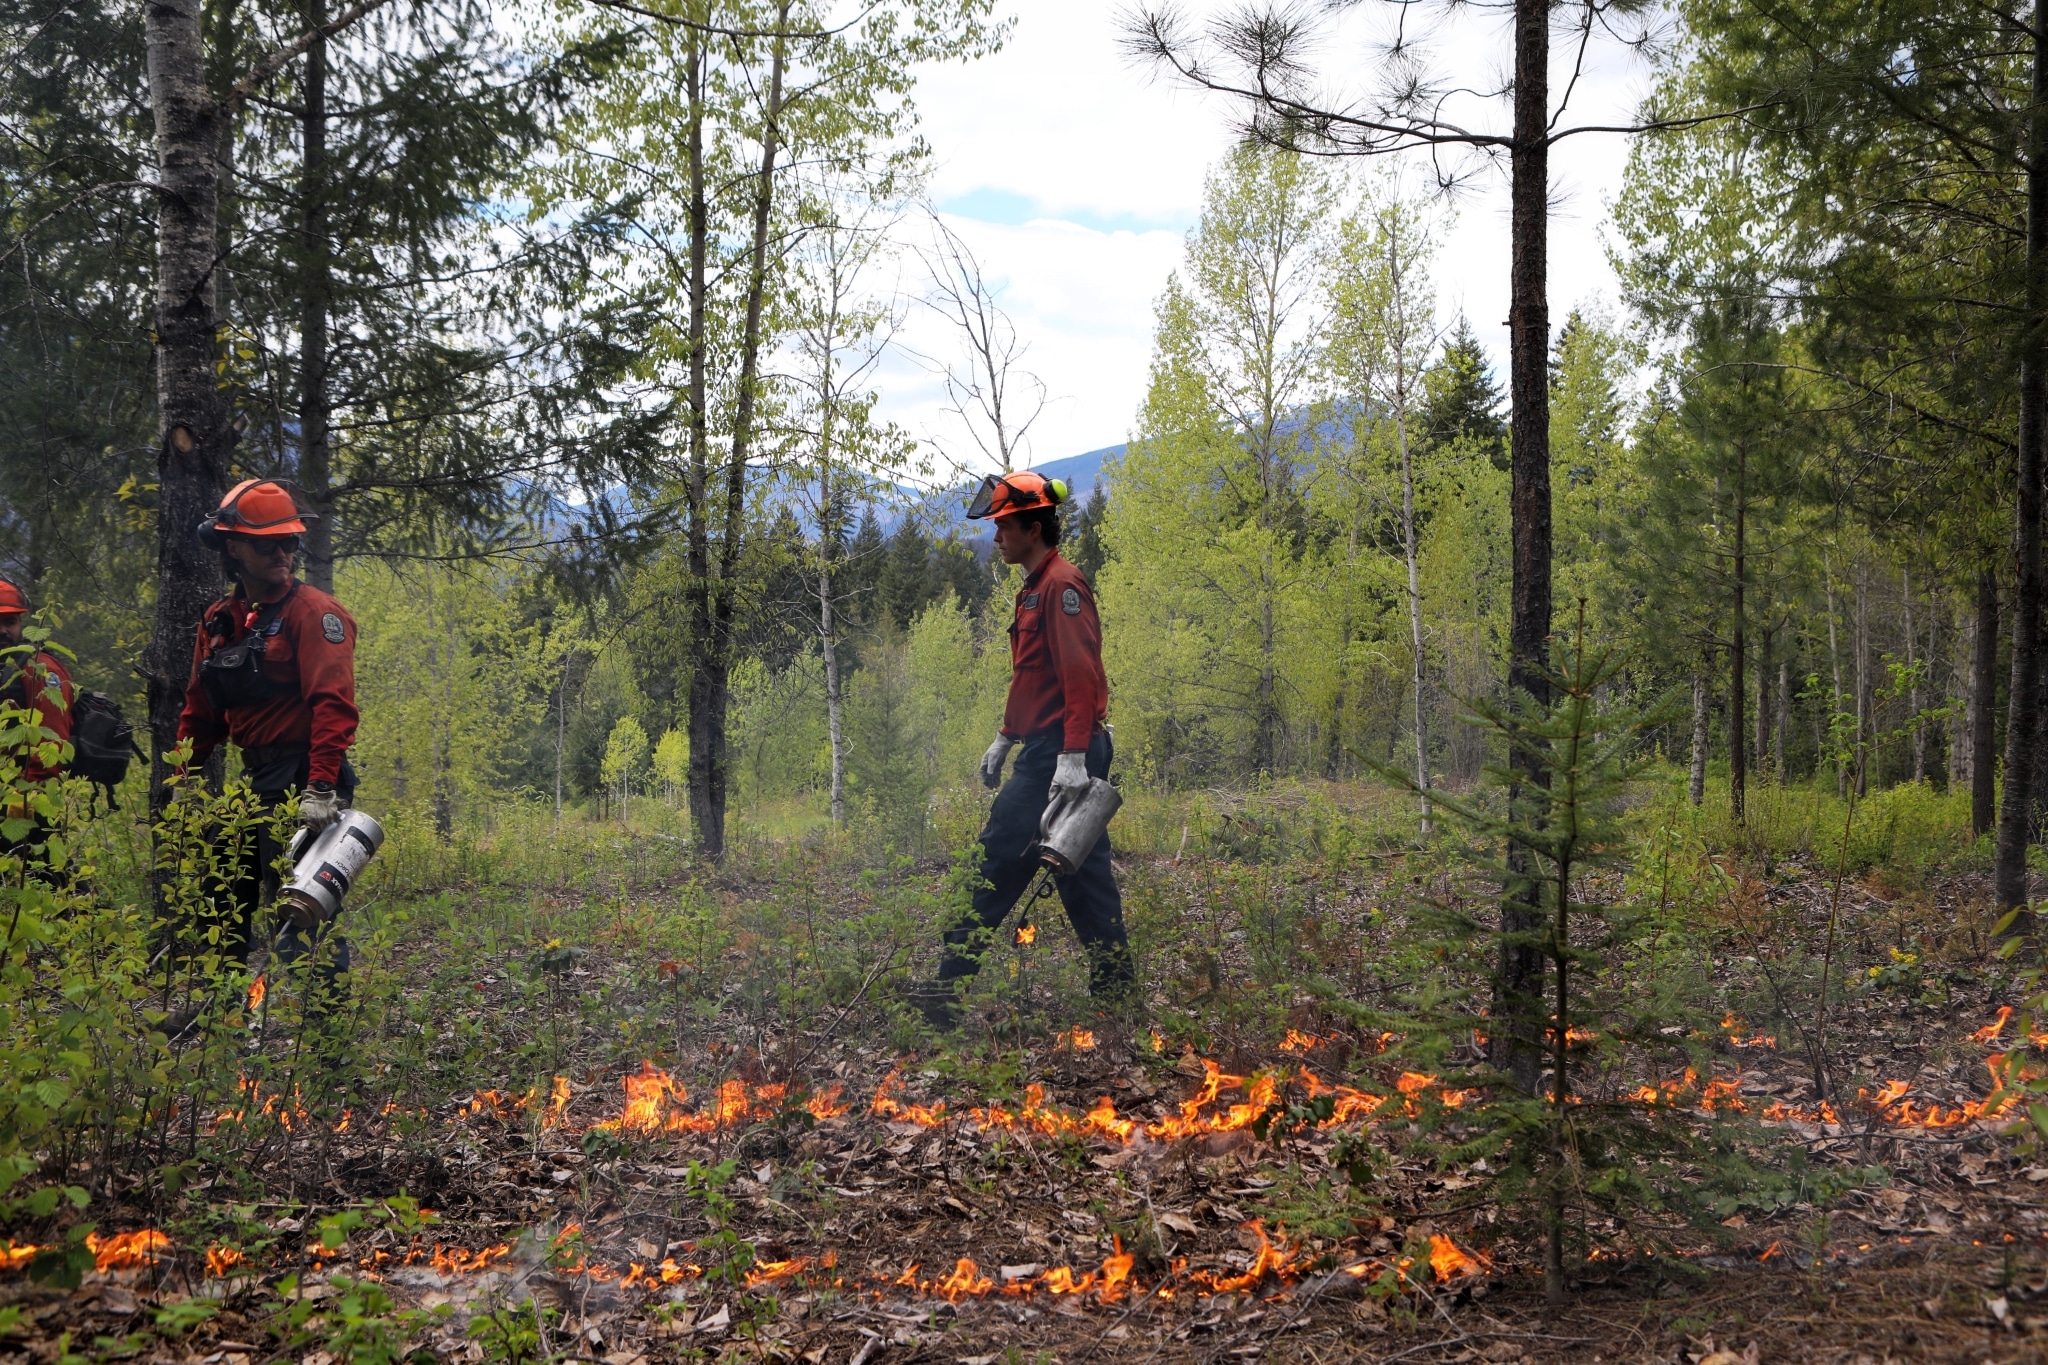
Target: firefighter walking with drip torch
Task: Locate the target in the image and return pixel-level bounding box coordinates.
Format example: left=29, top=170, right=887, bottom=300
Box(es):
left=914, top=471, right=1134, bottom=1029
left=175, top=480, right=361, bottom=1018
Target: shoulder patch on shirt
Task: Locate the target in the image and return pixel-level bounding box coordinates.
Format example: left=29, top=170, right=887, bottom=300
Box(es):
left=1061, top=587, right=1081, bottom=615
left=1021, top=593, right=1040, bottom=609
left=321, top=612, right=346, bottom=644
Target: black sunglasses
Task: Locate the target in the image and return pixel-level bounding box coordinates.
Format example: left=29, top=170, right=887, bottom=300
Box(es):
left=232, top=535, right=302, bottom=558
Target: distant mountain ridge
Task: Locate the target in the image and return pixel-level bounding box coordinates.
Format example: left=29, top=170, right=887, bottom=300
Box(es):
left=881, top=442, right=1125, bottom=537
left=1030, top=443, right=1122, bottom=500
left=881, top=402, right=1369, bottom=537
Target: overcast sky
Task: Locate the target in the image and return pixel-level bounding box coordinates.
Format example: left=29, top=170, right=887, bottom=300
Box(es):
left=872, top=0, right=1665, bottom=476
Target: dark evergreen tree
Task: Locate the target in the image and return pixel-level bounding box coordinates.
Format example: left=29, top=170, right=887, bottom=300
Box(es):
left=934, top=535, right=992, bottom=619
left=839, top=506, right=887, bottom=637
left=879, top=520, right=932, bottom=629
left=226, top=0, right=634, bottom=590
left=1418, top=317, right=1508, bottom=469
left=1622, top=308, right=1808, bottom=823
left=746, top=506, right=814, bottom=674
left=0, top=0, right=159, bottom=701
left=1064, top=480, right=1109, bottom=580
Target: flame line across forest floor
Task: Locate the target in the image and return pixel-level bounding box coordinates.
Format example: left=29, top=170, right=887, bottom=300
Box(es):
left=5, top=852, right=2048, bottom=1363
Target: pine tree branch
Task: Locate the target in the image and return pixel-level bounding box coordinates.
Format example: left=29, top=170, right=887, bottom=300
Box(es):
left=0, top=182, right=158, bottom=268
left=577, top=0, right=878, bottom=40
left=222, top=0, right=398, bottom=113
left=1123, top=4, right=1777, bottom=153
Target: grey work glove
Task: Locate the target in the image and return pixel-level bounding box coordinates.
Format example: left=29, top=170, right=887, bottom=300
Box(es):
left=1046, top=750, right=1090, bottom=816
left=298, top=782, right=342, bottom=833
left=979, top=734, right=1017, bottom=789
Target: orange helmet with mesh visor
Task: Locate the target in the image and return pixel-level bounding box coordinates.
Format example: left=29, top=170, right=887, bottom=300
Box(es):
left=196, top=479, right=313, bottom=549
left=966, top=471, right=1069, bottom=521
left=0, top=581, right=27, bottom=617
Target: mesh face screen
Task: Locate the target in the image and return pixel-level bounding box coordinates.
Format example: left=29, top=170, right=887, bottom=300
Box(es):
left=966, top=474, right=1000, bottom=518
left=967, top=474, right=1047, bottom=519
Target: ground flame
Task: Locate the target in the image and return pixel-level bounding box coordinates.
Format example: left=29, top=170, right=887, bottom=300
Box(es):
left=1189, top=1221, right=1304, bottom=1294
left=1428, top=1233, right=1482, bottom=1282
left=89, top=1230, right=169, bottom=1272
left=1718, top=1011, right=1777, bottom=1048
left=1973, top=1007, right=2014, bottom=1045
left=595, top=1062, right=807, bottom=1136
left=744, top=1257, right=809, bottom=1288
left=936, top=1257, right=994, bottom=1301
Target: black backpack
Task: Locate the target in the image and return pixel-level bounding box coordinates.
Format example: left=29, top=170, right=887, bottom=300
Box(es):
left=69, top=691, right=142, bottom=809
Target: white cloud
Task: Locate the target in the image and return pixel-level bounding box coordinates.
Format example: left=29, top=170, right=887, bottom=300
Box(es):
left=877, top=0, right=1663, bottom=469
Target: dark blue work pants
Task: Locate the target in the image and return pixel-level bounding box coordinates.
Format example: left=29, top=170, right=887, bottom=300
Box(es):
left=942, top=730, right=1134, bottom=999
left=209, top=765, right=354, bottom=1010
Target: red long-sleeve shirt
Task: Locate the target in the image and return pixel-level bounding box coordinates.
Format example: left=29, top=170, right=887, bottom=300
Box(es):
left=177, top=581, right=359, bottom=785
left=7, top=650, right=72, bottom=783
left=1001, top=551, right=1108, bottom=750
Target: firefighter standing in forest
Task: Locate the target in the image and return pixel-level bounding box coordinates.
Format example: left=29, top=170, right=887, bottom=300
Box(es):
left=0, top=581, right=72, bottom=789
left=916, top=471, right=1133, bottom=1028
left=176, top=479, right=359, bottom=1009
left=0, top=581, right=72, bottom=860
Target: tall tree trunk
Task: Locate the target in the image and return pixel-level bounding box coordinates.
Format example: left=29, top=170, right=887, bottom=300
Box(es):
left=145, top=0, right=234, bottom=812
left=1906, top=567, right=1926, bottom=783
left=1398, top=382, right=1431, bottom=833
left=2003, top=69, right=2048, bottom=901
left=1497, top=0, right=1553, bottom=1113
left=2000, top=17, right=2047, bottom=917
left=808, top=248, right=847, bottom=825
left=1331, top=525, right=1353, bottom=781
left=1730, top=440, right=1747, bottom=823
left=1327, top=612, right=1348, bottom=778
left=211, top=0, right=238, bottom=406
left=1775, top=658, right=1788, bottom=779
left=1958, top=594, right=1976, bottom=796
left=818, top=459, right=846, bottom=825
left=1854, top=564, right=1870, bottom=797
left=690, top=7, right=789, bottom=860
left=682, top=33, right=714, bottom=854
left=1835, top=556, right=1851, bottom=789
left=428, top=579, right=452, bottom=837
left=822, top=560, right=846, bottom=824
left=2032, top=664, right=2048, bottom=842
left=299, top=7, right=334, bottom=591
left=554, top=659, right=568, bottom=825
left=1973, top=570, right=2000, bottom=836
left=1754, top=622, right=1770, bottom=783
left=1689, top=672, right=1708, bottom=808
left=1255, top=552, right=1277, bottom=773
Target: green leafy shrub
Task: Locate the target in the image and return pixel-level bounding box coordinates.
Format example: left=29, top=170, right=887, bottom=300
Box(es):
left=0, top=712, right=349, bottom=1242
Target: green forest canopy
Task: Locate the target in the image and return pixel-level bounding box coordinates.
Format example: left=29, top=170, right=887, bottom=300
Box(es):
left=0, top=0, right=2033, bottom=853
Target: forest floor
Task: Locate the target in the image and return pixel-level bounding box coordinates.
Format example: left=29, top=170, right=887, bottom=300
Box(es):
left=4, top=832, right=2046, bottom=1364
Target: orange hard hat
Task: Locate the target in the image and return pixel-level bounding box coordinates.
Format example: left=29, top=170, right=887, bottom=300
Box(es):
left=197, top=479, right=312, bottom=546
left=0, top=581, right=26, bottom=616
left=965, top=471, right=1069, bottom=521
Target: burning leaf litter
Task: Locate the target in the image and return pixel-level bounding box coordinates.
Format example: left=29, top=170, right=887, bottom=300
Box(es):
left=14, top=1004, right=2038, bottom=1339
